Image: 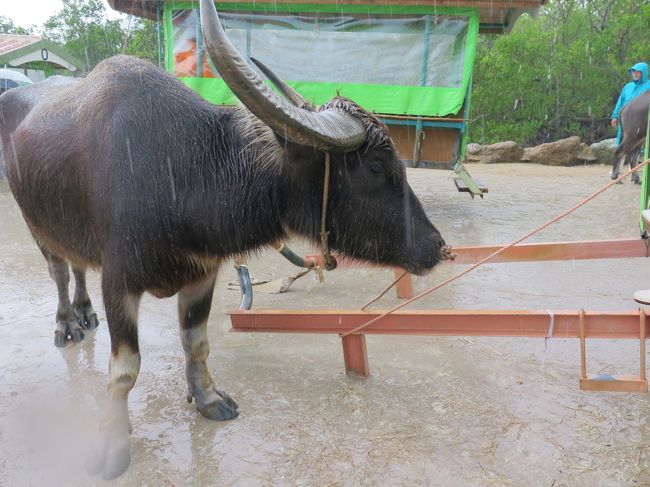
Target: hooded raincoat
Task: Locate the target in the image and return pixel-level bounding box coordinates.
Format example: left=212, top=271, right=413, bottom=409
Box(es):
left=612, top=62, right=650, bottom=145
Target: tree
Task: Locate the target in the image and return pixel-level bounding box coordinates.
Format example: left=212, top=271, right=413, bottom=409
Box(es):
left=0, top=15, right=34, bottom=35
left=43, top=0, right=156, bottom=72
left=471, top=0, right=650, bottom=145
left=124, top=17, right=159, bottom=65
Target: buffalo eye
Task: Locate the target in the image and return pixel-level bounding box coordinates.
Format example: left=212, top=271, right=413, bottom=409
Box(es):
left=369, top=161, right=383, bottom=175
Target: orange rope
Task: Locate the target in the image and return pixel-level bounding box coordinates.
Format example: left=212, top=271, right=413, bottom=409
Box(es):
left=341, top=159, right=650, bottom=338
left=361, top=270, right=408, bottom=310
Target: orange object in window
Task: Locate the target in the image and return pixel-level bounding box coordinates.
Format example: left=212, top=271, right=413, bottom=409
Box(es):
left=174, top=39, right=216, bottom=78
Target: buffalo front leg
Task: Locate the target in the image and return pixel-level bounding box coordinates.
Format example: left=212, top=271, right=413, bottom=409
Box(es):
left=39, top=247, right=85, bottom=347
left=179, top=274, right=238, bottom=420
left=86, top=283, right=142, bottom=480
left=72, top=267, right=100, bottom=330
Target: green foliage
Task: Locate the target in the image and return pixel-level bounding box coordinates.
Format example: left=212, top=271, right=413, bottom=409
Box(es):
left=41, top=0, right=158, bottom=72
left=124, top=19, right=159, bottom=65
left=471, top=0, right=650, bottom=145
left=0, top=15, right=34, bottom=35
left=44, top=0, right=128, bottom=71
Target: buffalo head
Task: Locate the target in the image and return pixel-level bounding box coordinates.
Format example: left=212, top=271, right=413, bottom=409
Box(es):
left=200, top=0, right=450, bottom=274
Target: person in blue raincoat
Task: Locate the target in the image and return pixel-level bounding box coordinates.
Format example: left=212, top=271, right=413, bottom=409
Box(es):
left=612, top=62, right=650, bottom=142
left=611, top=62, right=650, bottom=183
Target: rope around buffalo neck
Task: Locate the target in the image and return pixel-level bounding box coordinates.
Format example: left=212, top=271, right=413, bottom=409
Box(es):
left=320, top=152, right=336, bottom=271
left=341, top=158, right=650, bottom=338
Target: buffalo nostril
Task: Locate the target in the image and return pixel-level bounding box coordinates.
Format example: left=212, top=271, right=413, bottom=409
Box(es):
left=439, top=244, right=456, bottom=261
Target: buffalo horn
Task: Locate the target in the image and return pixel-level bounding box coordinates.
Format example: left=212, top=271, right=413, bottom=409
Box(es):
left=199, top=0, right=367, bottom=151
left=250, top=57, right=313, bottom=110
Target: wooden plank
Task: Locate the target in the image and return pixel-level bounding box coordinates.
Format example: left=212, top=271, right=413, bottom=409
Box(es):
left=177, top=0, right=544, bottom=8
left=230, top=309, right=647, bottom=339
left=454, top=176, right=488, bottom=193
left=580, top=375, right=648, bottom=393
left=388, top=125, right=457, bottom=164
left=113, top=0, right=544, bottom=12
left=452, top=238, right=649, bottom=264
left=307, top=239, right=650, bottom=270
left=342, top=334, right=370, bottom=377
left=394, top=268, right=414, bottom=299
left=641, top=309, right=647, bottom=381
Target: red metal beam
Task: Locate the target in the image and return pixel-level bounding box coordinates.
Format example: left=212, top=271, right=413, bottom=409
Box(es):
left=341, top=334, right=370, bottom=377
left=452, top=238, right=649, bottom=264
left=230, top=309, right=647, bottom=339
left=307, top=238, right=649, bottom=269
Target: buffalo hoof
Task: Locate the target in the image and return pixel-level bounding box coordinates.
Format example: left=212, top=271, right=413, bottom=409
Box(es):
left=193, top=387, right=239, bottom=420
left=85, top=431, right=131, bottom=480
left=86, top=313, right=100, bottom=330
left=74, top=304, right=100, bottom=330
left=54, top=320, right=85, bottom=347
left=69, top=324, right=85, bottom=343
left=54, top=330, right=66, bottom=348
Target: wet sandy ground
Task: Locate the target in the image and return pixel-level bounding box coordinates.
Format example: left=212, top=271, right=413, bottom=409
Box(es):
left=1, top=163, right=650, bottom=486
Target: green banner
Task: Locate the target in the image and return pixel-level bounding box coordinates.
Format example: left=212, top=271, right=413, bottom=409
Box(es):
left=164, top=2, right=479, bottom=117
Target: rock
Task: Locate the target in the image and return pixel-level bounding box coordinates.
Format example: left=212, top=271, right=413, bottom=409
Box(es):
left=577, top=143, right=597, bottom=164
left=590, top=138, right=617, bottom=165
left=520, top=147, right=532, bottom=162
left=466, top=143, right=482, bottom=155
left=465, top=141, right=523, bottom=164
left=529, top=136, right=581, bottom=166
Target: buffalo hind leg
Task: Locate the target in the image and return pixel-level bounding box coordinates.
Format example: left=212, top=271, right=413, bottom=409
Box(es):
left=72, top=267, right=100, bottom=330
left=612, top=153, right=627, bottom=182
left=39, top=246, right=85, bottom=347
left=631, top=149, right=643, bottom=185
left=179, top=274, right=238, bottom=420
left=86, top=280, right=141, bottom=480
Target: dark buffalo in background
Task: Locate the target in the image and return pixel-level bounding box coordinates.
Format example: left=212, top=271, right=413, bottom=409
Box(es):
left=611, top=90, right=650, bottom=182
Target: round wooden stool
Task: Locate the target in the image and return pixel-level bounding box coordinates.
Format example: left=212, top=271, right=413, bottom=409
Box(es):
left=634, top=290, right=650, bottom=306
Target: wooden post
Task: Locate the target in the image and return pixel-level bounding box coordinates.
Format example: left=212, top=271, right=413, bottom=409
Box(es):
left=341, top=334, right=369, bottom=377
left=579, top=309, right=587, bottom=380
left=640, top=308, right=646, bottom=382
left=394, top=268, right=414, bottom=299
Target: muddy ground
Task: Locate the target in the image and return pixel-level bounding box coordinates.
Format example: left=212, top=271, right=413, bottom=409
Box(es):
left=1, top=164, right=650, bottom=486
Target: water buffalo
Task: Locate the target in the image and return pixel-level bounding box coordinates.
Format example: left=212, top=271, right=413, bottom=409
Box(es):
left=0, top=77, right=95, bottom=344
left=0, top=76, right=78, bottom=179
left=612, top=90, right=650, bottom=182
left=0, top=0, right=451, bottom=479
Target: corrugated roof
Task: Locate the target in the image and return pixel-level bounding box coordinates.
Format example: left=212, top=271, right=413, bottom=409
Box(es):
left=0, top=34, right=84, bottom=71
left=108, top=0, right=546, bottom=33
left=0, top=34, right=42, bottom=57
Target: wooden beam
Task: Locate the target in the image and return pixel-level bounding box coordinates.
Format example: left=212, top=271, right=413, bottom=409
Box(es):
left=452, top=238, right=649, bottom=264
left=159, top=0, right=544, bottom=8
left=307, top=239, right=650, bottom=270
left=394, top=268, right=414, bottom=299
left=110, top=0, right=545, bottom=22
left=230, top=309, right=647, bottom=339
left=342, top=334, right=370, bottom=377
